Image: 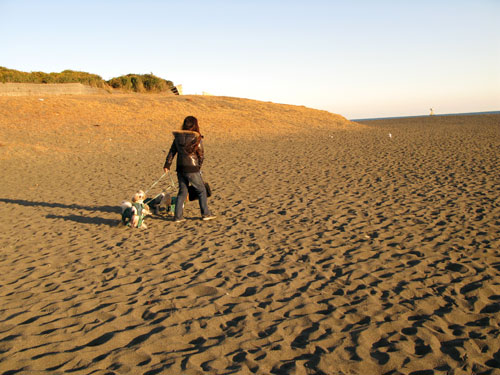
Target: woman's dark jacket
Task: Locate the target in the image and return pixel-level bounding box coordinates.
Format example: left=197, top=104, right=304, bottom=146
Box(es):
left=164, top=130, right=204, bottom=173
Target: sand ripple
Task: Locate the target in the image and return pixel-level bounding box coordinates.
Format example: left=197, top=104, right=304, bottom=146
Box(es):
left=1, top=114, right=499, bottom=374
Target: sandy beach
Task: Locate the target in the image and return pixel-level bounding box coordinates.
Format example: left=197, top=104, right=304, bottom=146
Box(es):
left=0, top=94, right=499, bottom=375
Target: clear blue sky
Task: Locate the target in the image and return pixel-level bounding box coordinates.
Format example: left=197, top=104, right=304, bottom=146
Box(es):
left=1, top=0, right=499, bottom=119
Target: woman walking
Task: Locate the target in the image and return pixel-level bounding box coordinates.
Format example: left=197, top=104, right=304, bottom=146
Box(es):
left=163, top=116, right=215, bottom=222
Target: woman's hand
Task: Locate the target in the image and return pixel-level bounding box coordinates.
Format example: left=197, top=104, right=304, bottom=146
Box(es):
left=164, top=168, right=169, bottom=174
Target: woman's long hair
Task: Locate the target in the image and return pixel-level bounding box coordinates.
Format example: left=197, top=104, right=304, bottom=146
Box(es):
left=182, top=116, right=200, bottom=133
left=182, top=116, right=202, bottom=153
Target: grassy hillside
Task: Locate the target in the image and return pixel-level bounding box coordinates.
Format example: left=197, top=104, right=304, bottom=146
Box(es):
left=0, top=67, right=175, bottom=93
left=107, top=73, right=174, bottom=93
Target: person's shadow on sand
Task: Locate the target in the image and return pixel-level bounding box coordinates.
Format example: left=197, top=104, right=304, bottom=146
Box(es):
left=0, top=198, right=118, bottom=213
left=0, top=198, right=119, bottom=226
left=45, top=214, right=118, bottom=226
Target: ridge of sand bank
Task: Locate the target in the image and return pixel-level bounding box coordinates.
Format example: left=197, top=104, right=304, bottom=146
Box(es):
left=0, top=94, right=357, bottom=160
left=0, top=82, right=110, bottom=96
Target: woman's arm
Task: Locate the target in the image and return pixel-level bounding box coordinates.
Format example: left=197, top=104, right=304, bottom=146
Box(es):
left=163, top=141, right=177, bottom=171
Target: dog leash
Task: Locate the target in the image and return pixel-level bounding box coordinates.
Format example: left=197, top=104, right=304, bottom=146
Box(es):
left=144, top=172, right=177, bottom=195
left=168, top=173, right=176, bottom=189
left=144, top=173, right=166, bottom=195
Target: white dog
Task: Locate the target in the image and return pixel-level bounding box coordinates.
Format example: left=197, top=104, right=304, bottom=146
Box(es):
left=120, top=191, right=151, bottom=228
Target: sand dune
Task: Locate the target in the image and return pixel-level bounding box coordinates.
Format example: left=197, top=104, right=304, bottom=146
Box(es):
left=0, top=95, right=499, bottom=374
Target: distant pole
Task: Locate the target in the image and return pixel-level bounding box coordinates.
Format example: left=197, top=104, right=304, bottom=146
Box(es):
left=429, top=108, right=434, bottom=116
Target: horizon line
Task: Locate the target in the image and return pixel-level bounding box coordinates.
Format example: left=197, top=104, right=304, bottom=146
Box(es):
left=351, top=110, right=500, bottom=122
